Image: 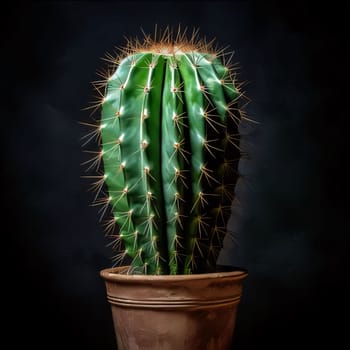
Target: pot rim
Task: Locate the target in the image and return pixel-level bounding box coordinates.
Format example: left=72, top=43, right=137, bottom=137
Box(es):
left=100, top=266, right=248, bottom=283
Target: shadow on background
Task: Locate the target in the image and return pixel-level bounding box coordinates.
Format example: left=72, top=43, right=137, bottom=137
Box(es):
left=3, top=1, right=348, bottom=349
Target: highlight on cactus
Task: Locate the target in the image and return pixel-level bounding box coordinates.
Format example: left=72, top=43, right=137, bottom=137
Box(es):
left=81, top=26, right=250, bottom=275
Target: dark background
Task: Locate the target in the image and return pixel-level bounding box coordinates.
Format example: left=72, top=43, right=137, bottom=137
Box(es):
left=3, top=1, right=348, bottom=349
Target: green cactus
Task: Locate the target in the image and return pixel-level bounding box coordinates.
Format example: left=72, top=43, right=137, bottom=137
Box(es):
left=84, top=28, right=244, bottom=275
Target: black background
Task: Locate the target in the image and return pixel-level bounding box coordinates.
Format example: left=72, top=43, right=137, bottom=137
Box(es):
left=3, top=1, right=348, bottom=349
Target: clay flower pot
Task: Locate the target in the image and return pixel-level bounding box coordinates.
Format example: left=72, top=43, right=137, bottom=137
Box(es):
left=101, top=266, right=247, bottom=350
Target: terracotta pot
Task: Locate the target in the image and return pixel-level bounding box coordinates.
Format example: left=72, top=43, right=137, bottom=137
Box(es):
left=100, top=266, right=247, bottom=350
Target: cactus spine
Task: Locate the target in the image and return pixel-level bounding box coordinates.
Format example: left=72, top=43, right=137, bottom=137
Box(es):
left=86, top=29, right=243, bottom=275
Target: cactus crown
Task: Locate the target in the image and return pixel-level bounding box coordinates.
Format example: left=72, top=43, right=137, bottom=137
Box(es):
left=82, top=26, right=247, bottom=275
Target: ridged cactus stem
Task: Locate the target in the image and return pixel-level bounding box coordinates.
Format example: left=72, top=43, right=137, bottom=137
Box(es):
left=86, top=29, right=244, bottom=275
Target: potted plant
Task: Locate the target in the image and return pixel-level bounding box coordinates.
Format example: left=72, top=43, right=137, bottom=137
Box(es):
left=83, top=26, right=249, bottom=350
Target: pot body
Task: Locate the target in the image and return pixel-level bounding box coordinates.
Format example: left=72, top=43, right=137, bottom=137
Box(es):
left=101, top=266, right=247, bottom=350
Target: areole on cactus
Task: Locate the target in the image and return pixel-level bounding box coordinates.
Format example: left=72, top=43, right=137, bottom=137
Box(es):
left=82, top=27, right=248, bottom=275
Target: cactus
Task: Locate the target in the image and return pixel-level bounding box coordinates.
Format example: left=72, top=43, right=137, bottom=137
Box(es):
left=83, top=27, right=246, bottom=275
